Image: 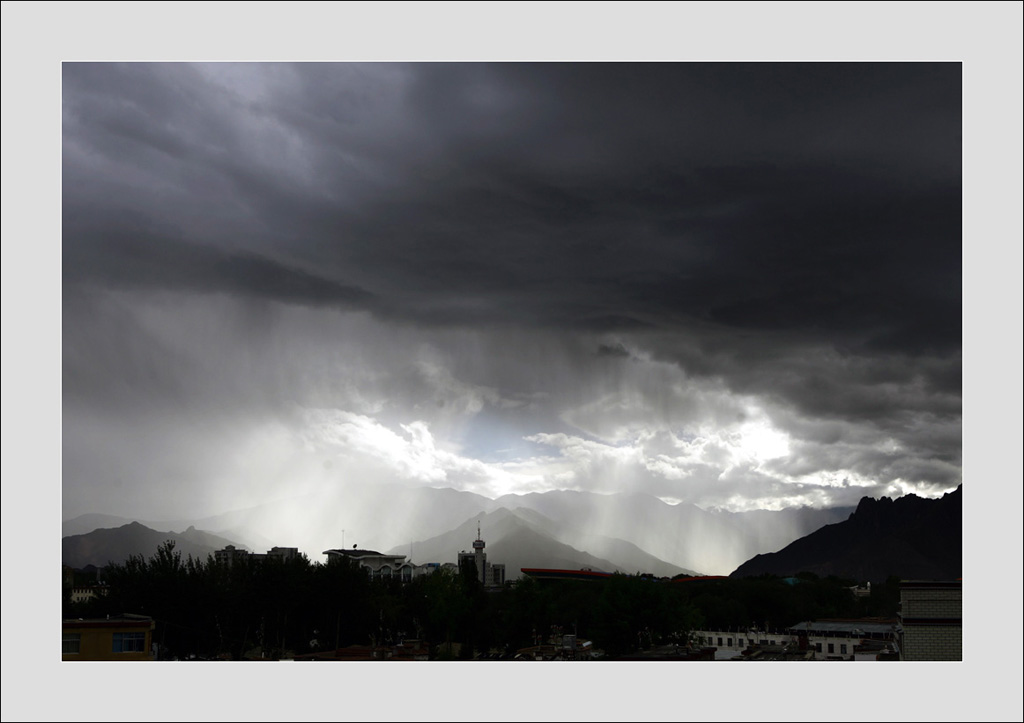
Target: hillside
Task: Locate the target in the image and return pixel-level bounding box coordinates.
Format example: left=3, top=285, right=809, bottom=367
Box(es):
left=62, top=522, right=244, bottom=569
left=494, top=490, right=752, bottom=574
left=389, top=507, right=694, bottom=579
left=729, top=486, right=962, bottom=581
left=66, top=485, right=862, bottom=574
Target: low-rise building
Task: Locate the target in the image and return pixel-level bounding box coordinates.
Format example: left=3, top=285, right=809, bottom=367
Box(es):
left=214, top=544, right=251, bottom=567
left=323, top=548, right=418, bottom=583
left=69, top=585, right=109, bottom=604
left=62, top=614, right=155, bottom=661
left=693, top=619, right=898, bottom=661
left=267, top=546, right=299, bottom=562
left=215, top=544, right=301, bottom=567
left=787, top=619, right=897, bottom=660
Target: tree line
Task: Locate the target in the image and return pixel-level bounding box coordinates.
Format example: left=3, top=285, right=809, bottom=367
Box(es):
left=63, top=541, right=896, bottom=660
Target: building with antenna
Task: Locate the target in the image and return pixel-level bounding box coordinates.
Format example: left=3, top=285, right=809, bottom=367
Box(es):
left=457, top=523, right=506, bottom=589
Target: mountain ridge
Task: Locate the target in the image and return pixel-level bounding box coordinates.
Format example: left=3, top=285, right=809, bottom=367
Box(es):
left=62, top=521, right=245, bottom=569
left=729, top=485, right=962, bottom=581
left=64, top=485, right=943, bottom=575
left=388, top=506, right=696, bottom=578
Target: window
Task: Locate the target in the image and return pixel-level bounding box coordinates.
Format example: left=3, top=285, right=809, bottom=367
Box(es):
left=718, top=637, right=723, bottom=646
left=727, top=638, right=733, bottom=647
left=827, top=643, right=834, bottom=654
left=840, top=644, right=847, bottom=655
left=815, top=643, right=822, bottom=653
left=113, top=632, right=147, bottom=653
left=62, top=633, right=81, bottom=654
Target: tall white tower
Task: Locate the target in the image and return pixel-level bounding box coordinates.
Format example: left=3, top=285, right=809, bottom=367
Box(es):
left=472, top=521, right=486, bottom=583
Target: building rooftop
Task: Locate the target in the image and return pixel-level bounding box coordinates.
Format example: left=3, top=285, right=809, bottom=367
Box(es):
left=63, top=614, right=154, bottom=628
left=520, top=568, right=613, bottom=581
left=788, top=619, right=896, bottom=636
left=738, top=646, right=817, bottom=661
left=323, top=548, right=391, bottom=558
left=671, top=575, right=729, bottom=582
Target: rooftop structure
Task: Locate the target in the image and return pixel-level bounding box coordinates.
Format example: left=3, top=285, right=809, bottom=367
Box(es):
left=521, top=567, right=613, bottom=582
left=293, top=640, right=430, bottom=661
left=787, top=619, right=897, bottom=640
left=521, top=569, right=728, bottom=583
left=735, top=645, right=816, bottom=661
left=786, top=618, right=898, bottom=660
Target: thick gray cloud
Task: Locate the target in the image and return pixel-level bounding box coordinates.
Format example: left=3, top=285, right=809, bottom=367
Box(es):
left=63, top=63, right=960, bottom=336
left=61, top=62, right=962, bottom=520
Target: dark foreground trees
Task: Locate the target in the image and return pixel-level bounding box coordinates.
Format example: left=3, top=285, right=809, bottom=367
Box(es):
left=65, top=543, right=883, bottom=659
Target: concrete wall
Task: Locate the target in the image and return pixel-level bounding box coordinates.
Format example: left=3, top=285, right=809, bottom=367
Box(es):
left=901, top=625, right=962, bottom=661
left=899, top=583, right=962, bottom=661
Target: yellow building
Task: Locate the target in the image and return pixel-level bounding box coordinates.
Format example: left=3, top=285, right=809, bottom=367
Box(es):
left=62, top=614, right=155, bottom=661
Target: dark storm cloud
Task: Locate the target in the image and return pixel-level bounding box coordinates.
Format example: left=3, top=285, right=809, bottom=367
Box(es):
left=63, top=63, right=961, bottom=346
left=595, top=342, right=632, bottom=359
left=63, top=228, right=374, bottom=309
left=354, top=63, right=954, bottom=357
left=61, top=62, right=962, bottom=508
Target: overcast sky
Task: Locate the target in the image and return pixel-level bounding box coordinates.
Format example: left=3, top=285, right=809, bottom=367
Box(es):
left=59, top=61, right=965, bottom=520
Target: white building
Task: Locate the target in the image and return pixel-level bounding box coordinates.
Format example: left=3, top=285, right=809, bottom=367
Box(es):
left=323, top=548, right=419, bottom=583
left=69, top=585, right=109, bottom=604
left=693, top=620, right=897, bottom=660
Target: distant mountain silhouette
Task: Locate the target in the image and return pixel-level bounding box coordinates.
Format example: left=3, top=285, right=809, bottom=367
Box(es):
left=729, top=486, right=962, bottom=581
left=148, top=482, right=499, bottom=558
left=66, top=485, right=864, bottom=575
left=389, top=506, right=696, bottom=579
left=493, top=490, right=772, bottom=575
left=62, top=522, right=244, bottom=569
left=719, top=505, right=855, bottom=556
left=62, top=513, right=276, bottom=554
left=63, top=513, right=138, bottom=537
